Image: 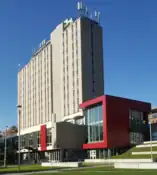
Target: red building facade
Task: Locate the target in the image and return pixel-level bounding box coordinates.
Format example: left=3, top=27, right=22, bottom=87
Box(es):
left=80, top=95, right=151, bottom=158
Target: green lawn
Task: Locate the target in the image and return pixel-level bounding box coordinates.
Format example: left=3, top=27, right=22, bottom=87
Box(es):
left=0, top=163, right=103, bottom=173
left=34, top=173, right=157, bottom=175
left=32, top=166, right=157, bottom=175
left=1, top=164, right=157, bottom=175
left=0, top=164, right=61, bottom=173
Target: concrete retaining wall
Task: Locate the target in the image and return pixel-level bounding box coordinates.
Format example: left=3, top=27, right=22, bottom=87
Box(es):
left=136, top=144, right=157, bottom=148
left=41, top=162, right=81, bottom=167
left=144, top=141, right=157, bottom=144
left=132, top=151, right=157, bottom=155
left=114, top=162, right=157, bottom=169
left=84, top=159, right=153, bottom=163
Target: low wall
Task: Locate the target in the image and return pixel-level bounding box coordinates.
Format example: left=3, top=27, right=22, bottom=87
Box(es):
left=144, top=141, right=157, bottom=144
left=114, top=162, right=157, bottom=169
left=84, top=159, right=153, bottom=164
left=41, top=162, right=81, bottom=168
left=132, top=151, right=157, bottom=155
left=136, top=144, right=157, bottom=148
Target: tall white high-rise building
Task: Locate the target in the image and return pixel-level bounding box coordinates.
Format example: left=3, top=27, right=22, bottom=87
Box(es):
left=17, top=9, right=104, bottom=161
left=18, top=16, right=104, bottom=130
left=51, top=17, right=104, bottom=123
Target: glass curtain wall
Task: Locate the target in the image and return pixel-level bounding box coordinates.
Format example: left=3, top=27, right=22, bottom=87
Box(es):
left=85, top=103, right=103, bottom=143
left=21, top=131, right=40, bottom=149
left=129, top=110, right=144, bottom=145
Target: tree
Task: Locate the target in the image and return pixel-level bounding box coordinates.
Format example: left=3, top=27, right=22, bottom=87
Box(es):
left=2, top=125, right=18, bottom=137
left=10, top=125, right=18, bottom=133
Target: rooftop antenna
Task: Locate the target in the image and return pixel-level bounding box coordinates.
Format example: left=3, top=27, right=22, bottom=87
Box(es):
left=90, top=13, right=93, bottom=19
left=18, top=64, right=21, bottom=72
left=97, top=12, right=100, bottom=23
left=94, top=10, right=100, bottom=23
left=95, top=10, right=97, bottom=20
left=77, top=1, right=86, bottom=17
left=32, top=47, right=33, bottom=54
left=77, top=1, right=82, bottom=16
left=85, top=6, right=88, bottom=17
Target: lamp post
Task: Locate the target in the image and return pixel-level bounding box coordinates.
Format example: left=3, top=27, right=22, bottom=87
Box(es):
left=149, top=121, right=153, bottom=160
left=17, top=105, right=22, bottom=171
left=4, top=126, right=8, bottom=168
left=148, top=114, right=153, bottom=160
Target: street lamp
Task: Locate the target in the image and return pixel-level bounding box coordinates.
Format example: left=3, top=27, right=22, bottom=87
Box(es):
left=148, top=114, right=153, bottom=160
left=17, top=105, right=22, bottom=171
left=149, top=121, right=153, bottom=160
left=4, top=126, right=8, bottom=168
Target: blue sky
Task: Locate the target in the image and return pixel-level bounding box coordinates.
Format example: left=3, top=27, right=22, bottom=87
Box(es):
left=0, top=0, right=157, bottom=129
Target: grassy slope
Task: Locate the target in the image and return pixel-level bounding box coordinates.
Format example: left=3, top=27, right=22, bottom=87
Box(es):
left=112, top=146, right=157, bottom=159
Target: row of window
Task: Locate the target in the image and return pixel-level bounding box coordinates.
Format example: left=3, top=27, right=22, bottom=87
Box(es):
left=129, top=110, right=144, bottom=145
left=130, top=132, right=143, bottom=145
left=63, top=22, right=80, bottom=116
left=19, top=45, right=51, bottom=129
left=85, top=104, right=103, bottom=125
left=84, top=107, right=145, bottom=145
left=129, top=110, right=143, bottom=121
left=20, top=129, right=52, bottom=149
left=91, top=24, right=95, bottom=93
left=85, top=104, right=103, bottom=143
left=87, top=123, right=103, bottom=143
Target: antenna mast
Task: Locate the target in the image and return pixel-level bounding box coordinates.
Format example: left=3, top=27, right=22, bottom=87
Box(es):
left=77, top=1, right=100, bottom=24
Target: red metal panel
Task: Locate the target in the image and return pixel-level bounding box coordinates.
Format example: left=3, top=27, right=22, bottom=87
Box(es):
left=105, top=95, right=151, bottom=148
left=83, top=142, right=106, bottom=149
left=79, top=95, right=104, bottom=109
left=40, top=125, right=47, bottom=151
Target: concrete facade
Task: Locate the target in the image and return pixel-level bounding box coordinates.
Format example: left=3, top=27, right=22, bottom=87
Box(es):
left=51, top=17, right=104, bottom=122
left=17, top=41, right=53, bottom=130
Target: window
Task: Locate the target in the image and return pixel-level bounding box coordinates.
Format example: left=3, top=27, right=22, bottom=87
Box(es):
left=85, top=104, right=103, bottom=143
left=129, top=109, right=144, bottom=145
left=152, top=113, right=157, bottom=119
left=46, top=128, right=52, bottom=146
left=21, top=135, right=25, bottom=148
left=37, top=131, right=40, bottom=147
left=75, top=117, right=84, bottom=125
left=91, top=24, right=95, bottom=94
left=29, top=134, right=33, bottom=147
